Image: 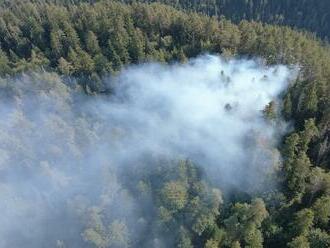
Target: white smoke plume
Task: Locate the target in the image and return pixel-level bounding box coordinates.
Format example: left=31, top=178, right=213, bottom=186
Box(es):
left=0, top=55, right=293, bottom=247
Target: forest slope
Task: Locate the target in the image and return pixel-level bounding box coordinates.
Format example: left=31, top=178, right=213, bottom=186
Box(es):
left=122, top=0, right=330, bottom=40
left=0, top=1, right=329, bottom=247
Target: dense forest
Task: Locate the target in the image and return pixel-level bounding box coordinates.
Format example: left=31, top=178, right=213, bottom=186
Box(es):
left=121, top=0, right=330, bottom=40
left=4, top=0, right=328, bottom=39
left=0, top=0, right=329, bottom=247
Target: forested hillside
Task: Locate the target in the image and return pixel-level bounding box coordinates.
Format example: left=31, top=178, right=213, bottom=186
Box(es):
left=121, top=0, right=330, bottom=40
left=2, top=0, right=329, bottom=40
left=0, top=0, right=329, bottom=247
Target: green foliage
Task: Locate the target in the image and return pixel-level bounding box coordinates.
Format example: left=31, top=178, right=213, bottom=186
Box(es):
left=204, top=238, right=218, bottom=248
left=0, top=1, right=329, bottom=247
left=85, top=31, right=101, bottom=55
left=288, top=235, right=310, bottom=248
left=308, top=228, right=330, bottom=247
left=58, top=57, right=73, bottom=75
left=223, top=198, right=268, bottom=247
left=121, top=0, right=330, bottom=40
left=290, top=208, right=314, bottom=236
left=263, top=101, right=276, bottom=121
left=82, top=208, right=130, bottom=248
left=177, top=226, right=193, bottom=248
left=0, top=49, right=11, bottom=75
left=124, top=159, right=222, bottom=247
left=312, top=196, right=330, bottom=227
left=286, top=151, right=312, bottom=198
left=231, top=241, right=241, bottom=248
left=161, top=181, right=188, bottom=210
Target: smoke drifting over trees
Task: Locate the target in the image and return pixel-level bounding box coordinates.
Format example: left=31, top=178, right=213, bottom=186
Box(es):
left=0, top=55, right=292, bottom=247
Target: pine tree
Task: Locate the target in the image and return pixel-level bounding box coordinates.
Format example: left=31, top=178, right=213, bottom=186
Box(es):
left=58, top=57, right=73, bottom=75
left=0, top=49, right=11, bottom=75
left=50, top=29, right=64, bottom=58
left=85, top=31, right=100, bottom=55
